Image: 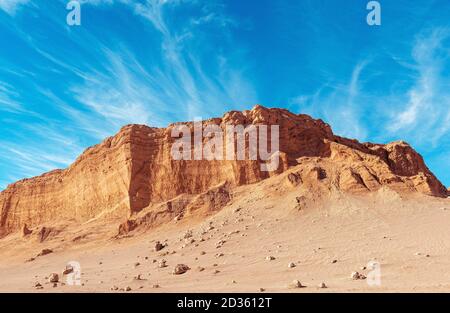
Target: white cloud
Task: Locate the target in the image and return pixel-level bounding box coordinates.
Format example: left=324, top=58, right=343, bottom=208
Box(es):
left=68, top=0, right=256, bottom=125
left=0, top=0, right=29, bottom=15
left=290, top=61, right=369, bottom=141
left=388, top=28, right=450, bottom=147
left=0, top=0, right=258, bottom=188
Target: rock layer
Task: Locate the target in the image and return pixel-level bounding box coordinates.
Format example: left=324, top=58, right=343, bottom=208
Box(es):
left=0, top=105, right=447, bottom=237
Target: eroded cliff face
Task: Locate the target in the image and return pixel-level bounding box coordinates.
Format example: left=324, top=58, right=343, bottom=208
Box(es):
left=0, top=105, right=447, bottom=237
left=0, top=128, right=133, bottom=237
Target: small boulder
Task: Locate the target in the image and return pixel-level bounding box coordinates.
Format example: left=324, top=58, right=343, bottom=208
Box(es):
left=48, top=273, right=59, bottom=283
left=288, top=280, right=304, bottom=288
left=318, top=282, right=327, bottom=288
left=62, top=265, right=74, bottom=275
left=154, top=241, right=165, bottom=252
left=22, top=224, right=32, bottom=237
left=173, top=264, right=190, bottom=275
left=351, top=272, right=366, bottom=280
left=158, top=259, right=167, bottom=268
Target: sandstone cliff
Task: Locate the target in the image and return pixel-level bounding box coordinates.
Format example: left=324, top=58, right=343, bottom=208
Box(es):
left=0, top=105, right=447, bottom=237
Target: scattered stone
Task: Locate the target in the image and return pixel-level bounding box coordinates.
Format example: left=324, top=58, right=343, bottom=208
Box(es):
left=22, top=224, right=33, bottom=237
left=125, top=286, right=132, bottom=292
left=158, top=259, right=167, bottom=268
left=152, top=284, right=160, bottom=289
left=259, top=288, right=265, bottom=292
left=154, top=241, right=165, bottom=252
left=183, top=230, right=193, bottom=239
left=197, top=267, right=205, bottom=272
left=351, top=272, right=366, bottom=280
left=231, top=280, right=237, bottom=284
left=134, top=274, right=144, bottom=281
left=216, top=240, right=226, bottom=248
left=62, top=265, right=74, bottom=275
left=233, top=207, right=242, bottom=213
left=173, top=264, right=190, bottom=275
left=318, top=282, right=327, bottom=289
left=38, top=248, right=53, bottom=257
left=48, top=273, right=59, bottom=283
left=111, top=286, right=119, bottom=291
left=331, top=259, right=337, bottom=264
left=200, top=251, right=206, bottom=255
left=37, top=226, right=56, bottom=243
left=288, top=280, right=304, bottom=288
left=134, top=262, right=141, bottom=268
left=288, top=262, right=296, bottom=268
left=174, top=215, right=182, bottom=221
left=215, top=253, right=224, bottom=258
left=34, top=282, right=43, bottom=289
left=213, top=270, right=220, bottom=274
left=266, top=256, right=276, bottom=261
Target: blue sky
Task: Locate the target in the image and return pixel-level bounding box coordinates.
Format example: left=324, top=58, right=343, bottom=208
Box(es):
left=0, top=0, right=449, bottom=190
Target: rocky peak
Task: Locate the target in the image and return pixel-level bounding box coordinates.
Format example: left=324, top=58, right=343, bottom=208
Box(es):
left=0, top=106, right=447, bottom=237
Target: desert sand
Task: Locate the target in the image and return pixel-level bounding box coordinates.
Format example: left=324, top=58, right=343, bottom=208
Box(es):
left=0, top=106, right=449, bottom=292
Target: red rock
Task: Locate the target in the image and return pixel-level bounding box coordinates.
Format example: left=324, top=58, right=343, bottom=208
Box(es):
left=0, top=106, right=447, bottom=237
left=22, top=224, right=32, bottom=237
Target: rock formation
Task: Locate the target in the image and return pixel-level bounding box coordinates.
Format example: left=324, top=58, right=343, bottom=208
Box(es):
left=0, top=105, right=447, bottom=237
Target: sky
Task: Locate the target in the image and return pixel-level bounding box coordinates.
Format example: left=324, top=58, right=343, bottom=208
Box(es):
left=0, top=0, right=449, bottom=190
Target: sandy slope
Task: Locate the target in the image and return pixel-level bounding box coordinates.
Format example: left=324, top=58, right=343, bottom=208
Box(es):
left=0, top=170, right=449, bottom=293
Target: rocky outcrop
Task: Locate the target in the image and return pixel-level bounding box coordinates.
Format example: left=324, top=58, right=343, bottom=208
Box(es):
left=0, top=105, right=447, bottom=237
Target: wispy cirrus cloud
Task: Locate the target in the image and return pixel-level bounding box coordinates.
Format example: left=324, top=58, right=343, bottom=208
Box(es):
left=387, top=28, right=450, bottom=147
left=0, top=81, right=23, bottom=113
left=0, top=0, right=257, bottom=189
left=290, top=60, right=370, bottom=141
left=67, top=0, right=256, bottom=126
left=290, top=27, right=450, bottom=152
left=0, top=0, right=30, bottom=15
